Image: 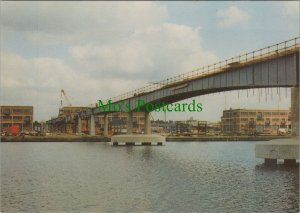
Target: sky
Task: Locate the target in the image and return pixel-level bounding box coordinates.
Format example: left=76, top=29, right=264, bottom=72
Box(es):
left=1, top=1, right=299, bottom=122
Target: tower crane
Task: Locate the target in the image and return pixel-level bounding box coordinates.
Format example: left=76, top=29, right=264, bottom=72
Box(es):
left=61, top=89, right=72, bottom=107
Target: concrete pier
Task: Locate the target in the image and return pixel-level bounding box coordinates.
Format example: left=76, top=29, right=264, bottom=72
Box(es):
left=104, top=114, right=108, bottom=137
left=255, top=87, right=299, bottom=166
left=144, top=112, right=151, bottom=134
left=77, top=117, right=82, bottom=134
left=291, top=87, right=299, bottom=136
left=127, top=112, right=133, bottom=134
left=111, top=134, right=166, bottom=146
left=255, top=137, right=299, bottom=165
left=89, top=114, right=95, bottom=136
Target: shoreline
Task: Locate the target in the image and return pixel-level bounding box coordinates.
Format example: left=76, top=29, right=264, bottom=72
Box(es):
left=1, top=135, right=291, bottom=142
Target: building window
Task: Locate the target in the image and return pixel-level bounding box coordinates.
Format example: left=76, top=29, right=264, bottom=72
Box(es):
left=13, top=109, right=23, bottom=114
left=2, top=109, right=11, bottom=115
left=265, top=118, right=271, bottom=128
left=257, top=112, right=263, bottom=120
left=23, top=109, right=33, bottom=114
left=241, top=112, right=248, bottom=116
left=280, top=118, right=286, bottom=128
left=24, top=116, right=31, bottom=122
left=13, top=116, right=22, bottom=121
left=256, top=125, right=264, bottom=133
left=241, top=118, right=248, bottom=122
left=264, top=112, right=271, bottom=116
left=2, top=116, right=11, bottom=120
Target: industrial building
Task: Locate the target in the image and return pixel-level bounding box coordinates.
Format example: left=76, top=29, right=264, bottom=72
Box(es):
left=0, top=106, right=34, bottom=132
left=221, top=108, right=291, bottom=135
left=46, top=106, right=145, bottom=135
left=47, top=106, right=90, bottom=133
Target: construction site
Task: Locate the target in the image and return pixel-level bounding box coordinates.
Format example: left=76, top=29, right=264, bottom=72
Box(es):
left=46, top=89, right=147, bottom=136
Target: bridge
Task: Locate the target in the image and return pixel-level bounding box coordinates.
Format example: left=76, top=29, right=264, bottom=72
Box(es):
left=47, top=37, right=300, bottom=142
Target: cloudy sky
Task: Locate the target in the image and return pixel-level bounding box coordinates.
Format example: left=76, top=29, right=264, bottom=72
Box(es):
left=1, top=1, right=299, bottom=121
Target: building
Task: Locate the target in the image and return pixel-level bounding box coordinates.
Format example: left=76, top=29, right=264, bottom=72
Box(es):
left=97, top=112, right=145, bottom=135
left=221, top=108, right=291, bottom=135
left=46, top=106, right=91, bottom=134
left=174, top=120, right=220, bottom=135
left=58, top=106, right=88, bottom=117
left=46, top=106, right=146, bottom=135
left=151, top=120, right=176, bottom=134
left=0, top=106, right=34, bottom=132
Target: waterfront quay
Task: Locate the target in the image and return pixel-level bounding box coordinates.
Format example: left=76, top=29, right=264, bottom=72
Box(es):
left=0, top=134, right=293, bottom=143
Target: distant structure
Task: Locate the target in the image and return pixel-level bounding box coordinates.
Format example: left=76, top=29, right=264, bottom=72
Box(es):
left=100, top=112, right=145, bottom=135
left=221, top=108, right=291, bottom=135
left=46, top=106, right=145, bottom=135
left=0, top=106, right=34, bottom=132
left=174, top=119, right=220, bottom=136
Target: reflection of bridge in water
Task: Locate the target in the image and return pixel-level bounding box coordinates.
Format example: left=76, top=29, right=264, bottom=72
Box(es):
left=47, top=37, right=299, bottom=148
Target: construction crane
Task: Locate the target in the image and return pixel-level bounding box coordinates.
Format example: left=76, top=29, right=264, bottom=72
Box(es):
left=61, top=89, right=72, bottom=107
left=86, top=103, right=97, bottom=108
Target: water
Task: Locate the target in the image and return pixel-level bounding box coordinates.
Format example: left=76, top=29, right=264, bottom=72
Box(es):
left=1, top=142, right=299, bottom=212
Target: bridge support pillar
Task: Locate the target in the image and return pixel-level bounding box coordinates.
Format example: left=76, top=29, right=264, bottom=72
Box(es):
left=77, top=117, right=82, bottom=134
left=144, top=111, right=151, bottom=134
left=291, top=87, right=299, bottom=137
left=89, top=114, right=95, bottom=136
left=104, top=114, right=108, bottom=137
left=127, top=112, right=133, bottom=134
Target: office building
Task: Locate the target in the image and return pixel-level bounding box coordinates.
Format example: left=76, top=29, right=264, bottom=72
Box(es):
left=221, top=108, right=291, bottom=135
left=0, top=106, right=34, bottom=132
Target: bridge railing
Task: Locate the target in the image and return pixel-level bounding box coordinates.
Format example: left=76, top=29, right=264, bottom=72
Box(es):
left=107, top=37, right=300, bottom=103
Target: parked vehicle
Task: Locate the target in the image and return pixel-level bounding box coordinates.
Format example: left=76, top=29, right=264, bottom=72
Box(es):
left=277, top=128, right=287, bottom=135
left=8, top=125, right=20, bottom=136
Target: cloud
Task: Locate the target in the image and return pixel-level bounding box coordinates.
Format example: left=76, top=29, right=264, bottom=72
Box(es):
left=0, top=52, right=145, bottom=120
left=1, top=1, right=168, bottom=45
left=282, top=1, right=299, bottom=16
left=1, top=2, right=219, bottom=121
left=70, top=23, right=218, bottom=80
left=217, top=6, right=250, bottom=28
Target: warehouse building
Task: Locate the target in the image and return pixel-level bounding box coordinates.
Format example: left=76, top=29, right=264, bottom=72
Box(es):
left=221, top=108, right=291, bottom=135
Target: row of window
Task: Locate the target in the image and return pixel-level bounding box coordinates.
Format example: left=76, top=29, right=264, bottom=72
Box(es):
left=240, top=124, right=287, bottom=128
left=239, top=118, right=286, bottom=122
left=1, top=109, right=33, bottom=115
left=225, top=111, right=289, bottom=117
left=1, top=116, right=32, bottom=121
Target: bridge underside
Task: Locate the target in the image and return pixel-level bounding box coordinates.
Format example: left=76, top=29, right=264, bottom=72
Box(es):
left=94, top=52, right=299, bottom=114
